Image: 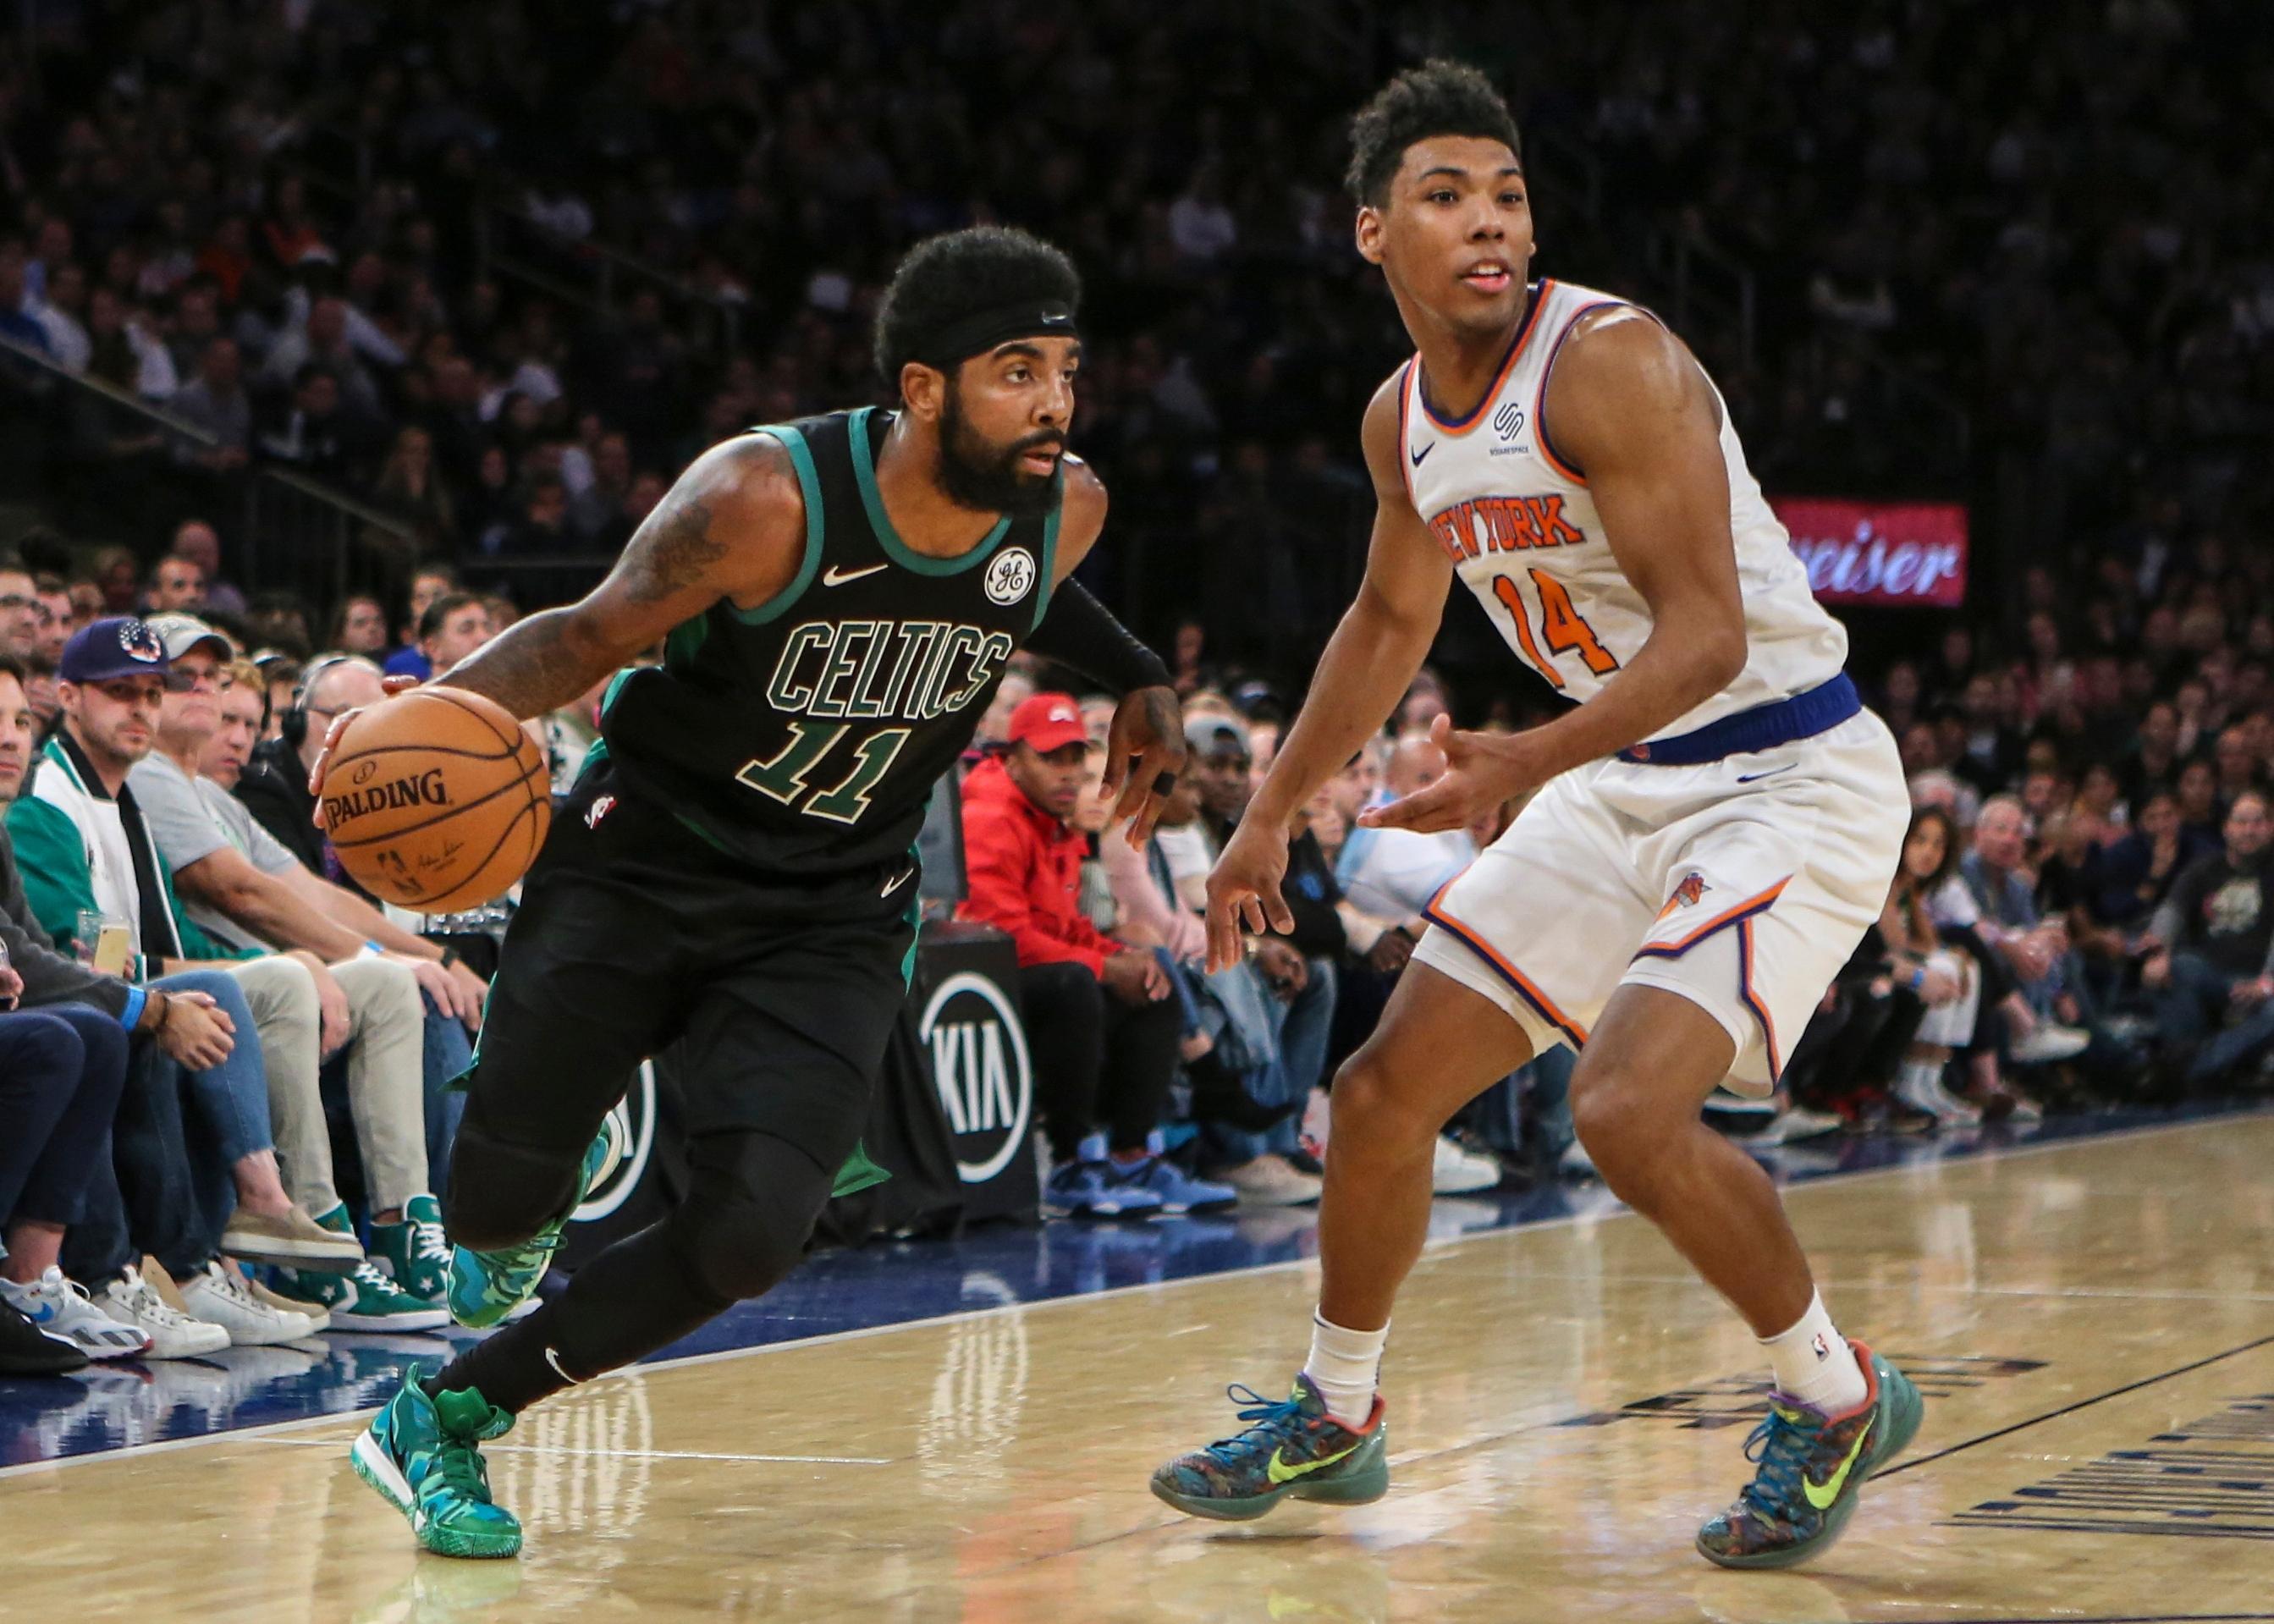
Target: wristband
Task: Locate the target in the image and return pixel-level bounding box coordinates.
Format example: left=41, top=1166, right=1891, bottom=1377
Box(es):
left=361, top=939, right=386, bottom=960
left=152, top=993, right=173, bottom=1033
left=1908, top=966, right=1926, bottom=992
left=438, top=946, right=462, bottom=970
left=1023, top=580, right=1172, bottom=694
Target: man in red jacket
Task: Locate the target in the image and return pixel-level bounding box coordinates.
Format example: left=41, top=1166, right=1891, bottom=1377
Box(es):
left=961, top=692, right=1234, bottom=1217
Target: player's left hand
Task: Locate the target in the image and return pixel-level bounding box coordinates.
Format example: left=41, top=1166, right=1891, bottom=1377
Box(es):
left=1358, top=715, right=1547, bottom=835
left=309, top=674, right=422, bottom=825
left=1101, top=684, right=1186, bottom=847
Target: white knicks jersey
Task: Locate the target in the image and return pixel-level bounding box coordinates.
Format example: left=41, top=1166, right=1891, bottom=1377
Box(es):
left=1400, top=278, right=1847, bottom=741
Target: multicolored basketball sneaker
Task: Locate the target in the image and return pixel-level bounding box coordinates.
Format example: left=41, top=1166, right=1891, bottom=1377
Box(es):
left=1695, top=1340, right=1924, bottom=1569
left=350, top=1364, right=522, bottom=1559
left=447, top=1120, right=619, bottom=1329
left=1150, top=1374, right=1389, bottom=1521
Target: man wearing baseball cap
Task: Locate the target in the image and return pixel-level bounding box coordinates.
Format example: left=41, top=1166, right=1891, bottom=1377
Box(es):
left=5, top=616, right=362, bottom=1352
left=958, top=691, right=1235, bottom=1218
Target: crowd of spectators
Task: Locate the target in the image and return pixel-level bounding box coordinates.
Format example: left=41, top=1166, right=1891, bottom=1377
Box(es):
left=3, top=3, right=2272, bottom=1377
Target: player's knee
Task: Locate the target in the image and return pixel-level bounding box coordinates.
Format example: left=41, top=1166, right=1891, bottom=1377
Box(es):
left=1570, top=1076, right=1671, bottom=1197
left=1328, top=1051, right=1432, bottom=1152
left=675, top=1131, right=834, bottom=1303
left=442, top=1109, right=586, bottom=1249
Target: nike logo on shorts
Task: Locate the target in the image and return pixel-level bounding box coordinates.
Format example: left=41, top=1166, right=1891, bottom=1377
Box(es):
left=1736, top=763, right=1797, bottom=783
left=823, top=562, right=889, bottom=587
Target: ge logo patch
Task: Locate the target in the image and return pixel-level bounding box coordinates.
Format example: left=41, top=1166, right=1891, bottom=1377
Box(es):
left=1493, top=400, right=1526, bottom=440
left=918, top=972, right=1032, bottom=1182
left=984, top=547, right=1037, bottom=606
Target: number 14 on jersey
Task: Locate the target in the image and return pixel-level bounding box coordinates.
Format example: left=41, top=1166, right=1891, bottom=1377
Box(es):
left=1492, top=570, right=1619, bottom=690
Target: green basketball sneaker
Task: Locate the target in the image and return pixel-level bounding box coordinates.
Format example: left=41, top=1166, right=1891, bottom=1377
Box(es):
left=350, top=1364, right=521, bottom=1559
left=1150, top=1374, right=1389, bottom=1521
left=370, top=1193, right=450, bottom=1303
left=273, top=1204, right=449, bottom=1330
left=448, top=1120, right=620, bottom=1329
left=1695, top=1340, right=1924, bottom=1569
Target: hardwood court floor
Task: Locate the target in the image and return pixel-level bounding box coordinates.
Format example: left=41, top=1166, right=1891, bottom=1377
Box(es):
left=5, top=1115, right=2272, bottom=1623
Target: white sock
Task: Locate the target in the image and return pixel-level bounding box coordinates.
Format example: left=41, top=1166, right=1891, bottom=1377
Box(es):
left=1760, top=1290, right=1868, bottom=1413
left=1302, top=1310, right=1387, bottom=1428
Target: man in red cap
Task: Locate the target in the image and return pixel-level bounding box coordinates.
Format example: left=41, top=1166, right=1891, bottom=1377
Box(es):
left=960, top=691, right=1235, bottom=1217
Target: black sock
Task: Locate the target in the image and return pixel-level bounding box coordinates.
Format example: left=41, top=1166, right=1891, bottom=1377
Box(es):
left=422, top=1216, right=734, bottom=1415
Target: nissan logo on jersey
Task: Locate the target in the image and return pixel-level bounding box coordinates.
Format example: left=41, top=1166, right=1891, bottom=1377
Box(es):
left=918, top=972, right=1032, bottom=1183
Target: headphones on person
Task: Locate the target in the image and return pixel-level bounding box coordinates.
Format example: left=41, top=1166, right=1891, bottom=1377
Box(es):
left=281, top=654, right=379, bottom=749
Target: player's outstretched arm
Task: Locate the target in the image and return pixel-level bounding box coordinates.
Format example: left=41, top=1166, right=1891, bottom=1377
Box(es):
left=434, top=434, right=810, bottom=720
left=1201, top=375, right=1452, bottom=970
left=1362, top=312, right=1747, bottom=836
left=308, top=434, right=809, bottom=804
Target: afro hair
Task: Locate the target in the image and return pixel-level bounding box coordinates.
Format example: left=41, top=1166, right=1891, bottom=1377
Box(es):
left=1345, top=59, right=1522, bottom=207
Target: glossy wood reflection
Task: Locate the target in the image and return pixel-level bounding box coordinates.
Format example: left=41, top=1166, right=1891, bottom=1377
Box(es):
left=6, top=1117, right=2273, bottom=1623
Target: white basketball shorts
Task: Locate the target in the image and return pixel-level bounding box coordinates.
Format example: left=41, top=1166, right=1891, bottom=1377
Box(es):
left=1409, top=710, right=1907, bottom=1095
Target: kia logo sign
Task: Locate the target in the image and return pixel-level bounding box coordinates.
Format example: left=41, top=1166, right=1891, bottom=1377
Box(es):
left=918, top=972, right=1032, bottom=1183
left=1775, top=497, right=1968, bottom=608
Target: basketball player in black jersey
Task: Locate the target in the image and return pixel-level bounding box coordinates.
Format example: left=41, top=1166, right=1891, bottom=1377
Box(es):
left=328, top=227, right=1184, bottom=1558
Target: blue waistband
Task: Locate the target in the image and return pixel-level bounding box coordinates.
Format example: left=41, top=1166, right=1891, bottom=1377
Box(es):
left=1616, top=673, right=1860, bottom=766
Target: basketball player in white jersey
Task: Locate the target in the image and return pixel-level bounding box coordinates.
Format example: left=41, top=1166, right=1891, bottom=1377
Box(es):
left=1150, top=62, right=1922, bottom=1569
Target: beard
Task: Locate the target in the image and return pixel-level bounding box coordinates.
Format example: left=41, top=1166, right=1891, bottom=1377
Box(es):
left=937, top=384, right=1062, bottom=517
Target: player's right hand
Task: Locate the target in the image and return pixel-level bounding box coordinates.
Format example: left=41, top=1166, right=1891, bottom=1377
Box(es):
left=1204, top=821, right=1296, bottom=973
left=309, top=674, right=421, bottom=825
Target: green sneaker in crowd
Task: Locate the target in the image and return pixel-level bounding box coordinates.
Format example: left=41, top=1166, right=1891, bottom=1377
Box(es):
left=273, top=1204, right=450, bottom=1331
left=371, top=1193, right=451, bottom=1304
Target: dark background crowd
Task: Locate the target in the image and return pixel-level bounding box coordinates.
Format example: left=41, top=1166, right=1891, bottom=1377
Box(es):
left=1, top=0, right=2272, bottom=1364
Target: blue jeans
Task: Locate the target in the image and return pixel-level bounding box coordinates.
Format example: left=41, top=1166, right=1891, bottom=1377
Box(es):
left=63, top=970, right=270, bottom=1285
left=2155, top=951, right=2274, bottom=1083
left=422, top=994, right=472, bottom=1197
left=1205, top=955, right=1338, bottom=1166
left=0, top=1003, right=129, bottom=1230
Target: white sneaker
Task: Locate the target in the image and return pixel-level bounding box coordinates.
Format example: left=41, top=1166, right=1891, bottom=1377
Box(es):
left=1758, top=1106, right=1845, bottom=1146
left=0, top=1267, right=151, bottom=1360
left=1299, top=1087, right=1333, bottom=1163
left=96, top=1264, right=230, bottom=1358
left=1894, top=1065, right=1983, bottom=1127
left=1431, top=1132, right=1501, bottom=1194
left=177, top=1260, right=316, bottom=1346
left=1204, top=1153, right=1323, bottom=1207
left=2009, top=1022, right=2090, bottom=1065
left=248, top=1276, right=329, bottom=1334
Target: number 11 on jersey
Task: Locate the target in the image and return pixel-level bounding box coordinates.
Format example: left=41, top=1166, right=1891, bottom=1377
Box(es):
left=738, top=721, right=912, bottom=825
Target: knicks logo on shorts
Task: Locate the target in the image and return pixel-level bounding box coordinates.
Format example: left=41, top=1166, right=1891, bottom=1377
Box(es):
left=1658, top=872, right=1710, bottom=921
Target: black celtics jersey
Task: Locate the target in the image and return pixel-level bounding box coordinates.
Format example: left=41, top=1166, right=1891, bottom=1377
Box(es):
left=597, top=406, right=1060, bottom=875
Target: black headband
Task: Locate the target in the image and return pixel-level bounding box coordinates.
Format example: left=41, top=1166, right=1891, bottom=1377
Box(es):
left=908, top=300, right=1081, bottom=372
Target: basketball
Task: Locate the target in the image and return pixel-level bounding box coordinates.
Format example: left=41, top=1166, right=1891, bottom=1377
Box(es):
left=321, top=686, right=551, bottom=913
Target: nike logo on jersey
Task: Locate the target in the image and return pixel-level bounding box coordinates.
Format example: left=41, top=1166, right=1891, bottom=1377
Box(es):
left=1736, top=763, right=1797, bottom=784
left=881, top=865, right=915, bottom=898
left=1409, top=443, right=1433, bottom=467
left=823, top=563, right=889, bottom=587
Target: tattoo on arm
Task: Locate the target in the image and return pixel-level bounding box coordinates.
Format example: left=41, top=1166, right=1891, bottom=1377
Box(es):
left=434, top=608, right=592, bottom=722
left=623, top=493, right=725, bottom=605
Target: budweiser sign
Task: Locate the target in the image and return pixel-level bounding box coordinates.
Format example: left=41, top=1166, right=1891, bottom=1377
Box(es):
left=1775, top=497, right=1968, bottom=608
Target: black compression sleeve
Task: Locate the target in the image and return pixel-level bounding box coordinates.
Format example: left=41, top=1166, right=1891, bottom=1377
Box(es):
left=1025, top=581, right=1172, bottom=695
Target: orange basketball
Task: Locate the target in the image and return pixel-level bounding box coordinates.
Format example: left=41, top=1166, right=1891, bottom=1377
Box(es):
left=322, top=686, right=552, bottom=913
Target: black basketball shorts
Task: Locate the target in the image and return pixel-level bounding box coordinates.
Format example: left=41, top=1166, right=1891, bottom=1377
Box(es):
left=457, top=756, right=919, bottom=1179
